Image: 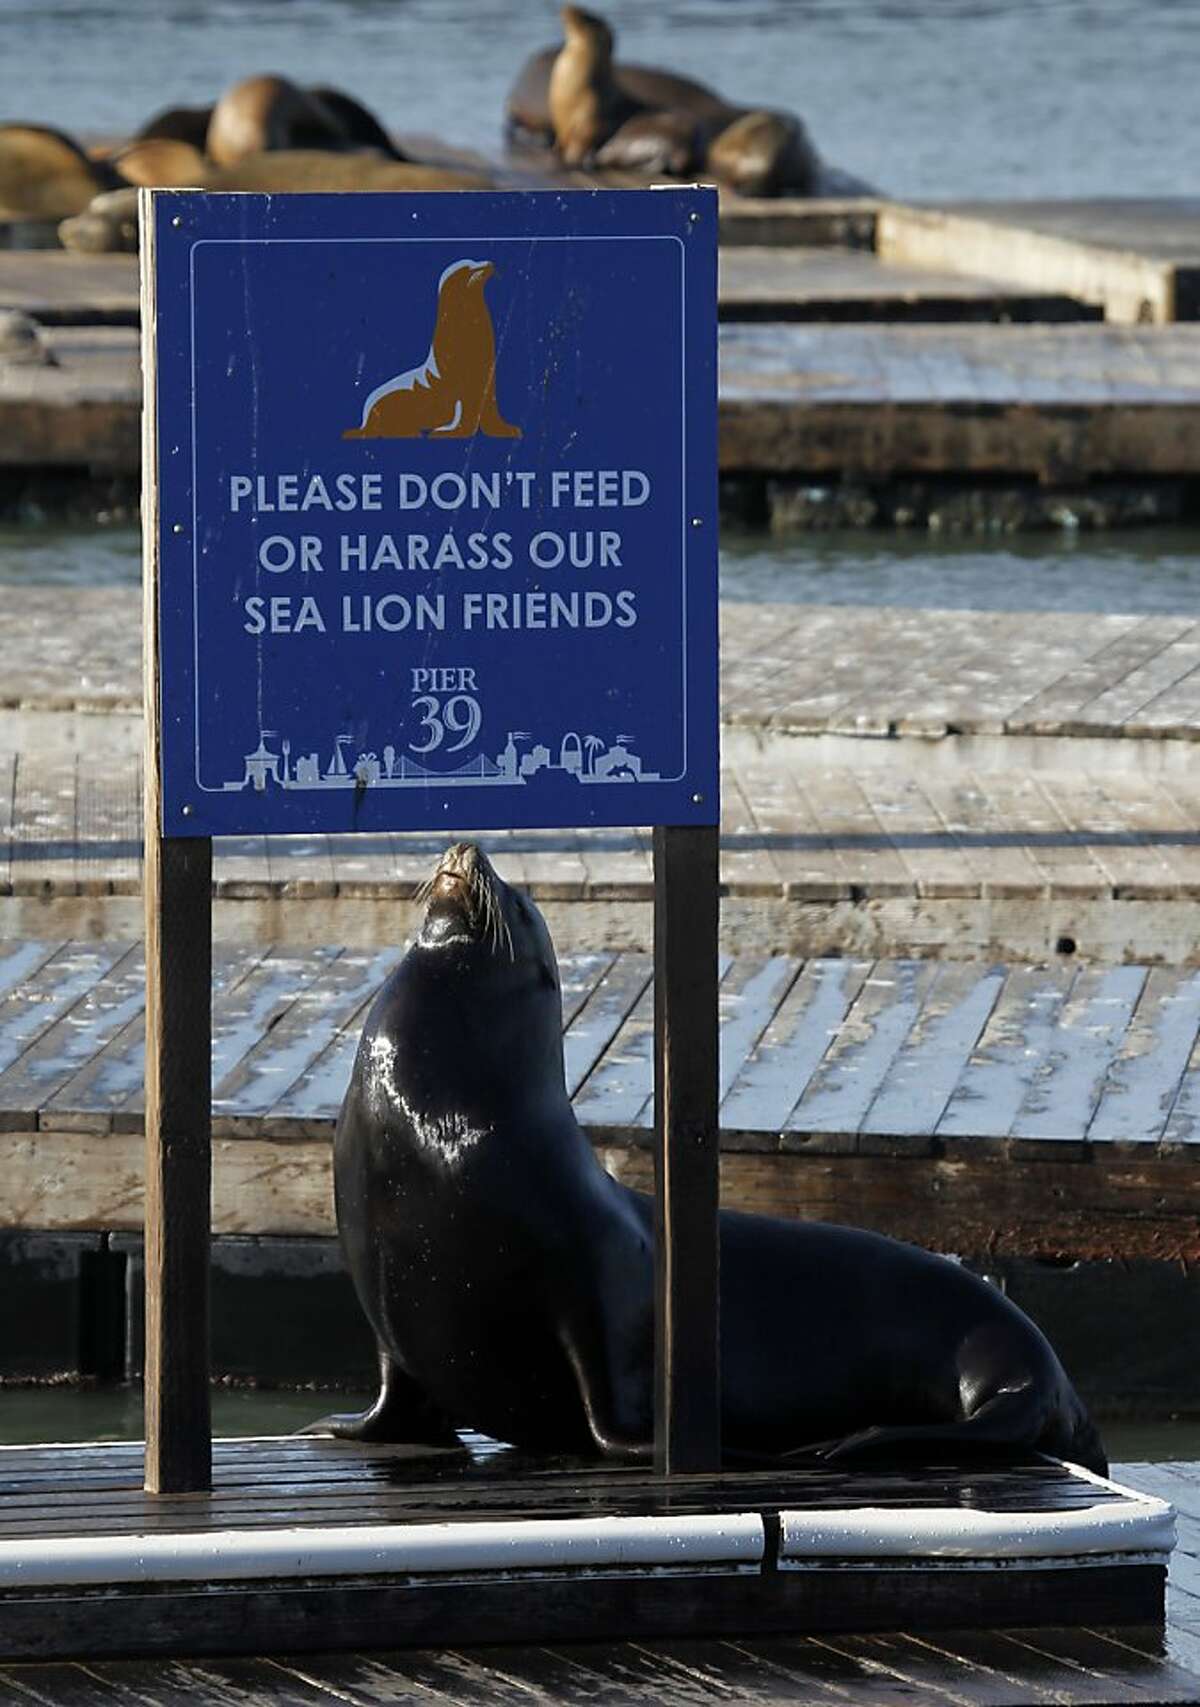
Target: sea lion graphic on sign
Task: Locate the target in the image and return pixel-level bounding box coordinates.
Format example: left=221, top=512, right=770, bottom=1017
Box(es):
left=344, top=258, right=521, bottom=440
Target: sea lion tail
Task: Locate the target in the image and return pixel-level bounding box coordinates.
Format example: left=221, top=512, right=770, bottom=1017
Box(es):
left=342, top=426, right=365, bottom=440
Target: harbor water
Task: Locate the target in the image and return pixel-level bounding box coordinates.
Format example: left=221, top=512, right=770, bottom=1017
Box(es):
left=1, top=0, right=1197, bottom=201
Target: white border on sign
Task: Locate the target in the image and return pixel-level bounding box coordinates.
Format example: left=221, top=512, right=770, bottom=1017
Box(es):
left=186, top=235, right=690, bottom=799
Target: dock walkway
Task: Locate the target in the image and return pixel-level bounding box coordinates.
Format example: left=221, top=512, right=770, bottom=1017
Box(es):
left=10, top=321, right=1200, bottom=485
left=2, top=938, right=1198, bottom=1261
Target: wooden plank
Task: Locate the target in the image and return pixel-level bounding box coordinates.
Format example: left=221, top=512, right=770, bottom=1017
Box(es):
left=968, top=773, right=1111, bottom=898
left=787, top=960, right=942, bottom=1139
left=794, top=772, right=915, bottom=897
left=42, top=943, right=266, bottom=1135
left=0, top=942, right=144, bottom=1125
left=721, top=958, right=873, bottom=1134
left=715, top=956, right=801, bottom=1103
left=0, top=940, right=128, bottom=1079
left=859, top=961, right=1006, bottom=1146
left=653, top=822, right=721, bottom=1475
left=1008, top=964, right=1148, bottom=1146
left=1088, top=966, right=1200, bottom=1145
left=567, top=954, right=655, bottom=1113
left=9, top=749, right=79, bottom=891
left=918, top=772, right=1046, bottom=899
left=858, top=770, right=978, bottom=899
left=937, top=962, right=1079, bottom=1140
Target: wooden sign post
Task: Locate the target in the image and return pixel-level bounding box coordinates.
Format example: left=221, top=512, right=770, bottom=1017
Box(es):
left=140, top=201, right=214, bottom=1492
left=654, top=822, right=721, bottom=1474
left=139, top=185, right=719, bottom=1493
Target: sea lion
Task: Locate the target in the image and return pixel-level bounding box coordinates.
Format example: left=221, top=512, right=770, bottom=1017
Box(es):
left=507, top=43, right=733, bottom=146
left=344, top=258, right=520, bottom=441
left=706, top=109, right=819, bottom=198
left=548, top=6, right=645, bottom=167
left=59, top=152, right=492, bottom=254
left=594, top=109, right=702, bottom=177
left=59, top=187, right=139, bottom=254
left=135, top=104, right=215, bottom=151
left=110, top=138, right=212, bottom=189
left=316, top=842, right=1108, bottom=1474
left=0, top=124, right=119, bottom=221
left=206, top=74, right=397, bottom=168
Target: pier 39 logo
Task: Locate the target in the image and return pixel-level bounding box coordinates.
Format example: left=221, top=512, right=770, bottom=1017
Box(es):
left=344, top=258, right=521, bottom=442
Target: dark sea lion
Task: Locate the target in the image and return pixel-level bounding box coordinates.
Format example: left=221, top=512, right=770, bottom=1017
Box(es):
left=135, top=104, right=215, bottom=151
left=0, top=123, right=119, bottom=221
left=507, top=43, right=733, bottom=145
left=307, top=86, right=404, bottom=158
left=706, top=108, right=819, bottom=197
left=206, top=74, right=396, bottom=167
left=594, top=108, right=702, bottom=177
left=344, top=258, right=520, bottom=441
left=316, top=843, right=1108, bottom=1474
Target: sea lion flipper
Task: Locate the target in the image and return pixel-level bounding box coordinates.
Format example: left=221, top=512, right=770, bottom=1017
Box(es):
left=302, top=1348, right=462, bottom=1447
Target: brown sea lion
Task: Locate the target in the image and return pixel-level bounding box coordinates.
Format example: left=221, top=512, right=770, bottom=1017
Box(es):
left=0, top=124, right=119, bottom=221
left=344, top=258, right=521, bottom=441
left=706, top=108, right=819, bottom=197
left=507, top=43, right=733, bottom=145
left=135, top=104, right=215, bottom=151
left=206, top=74, right=397, bottom=168
left=548, top=6, right=645, bottom=166
left=210, top=151, right=492, bottom=194
left=110, top=138, right=212, bottom=189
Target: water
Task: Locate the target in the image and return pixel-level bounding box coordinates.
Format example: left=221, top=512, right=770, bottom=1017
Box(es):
left=721, top=526, right=1200, bottom=614
left=5, top=521, right=1200, bottom=617
left=0, top=1387, right=1195, bottom=1462
left=1, top=0, right=1197, bottom=202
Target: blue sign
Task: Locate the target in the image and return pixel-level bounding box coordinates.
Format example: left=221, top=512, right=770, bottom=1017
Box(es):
left=148, top=189, right=718, bottom=836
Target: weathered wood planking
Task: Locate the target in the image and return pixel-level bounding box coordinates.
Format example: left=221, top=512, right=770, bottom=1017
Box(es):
left=878, top=197, right=1200, bottom=323
left=17, top=324, right=1200, bottom=479
left=15, top=588, right=1200, bottom=751
left=0, top=244, right=1096, bottom=331
left=3, top=946, right=1200, bottom=1162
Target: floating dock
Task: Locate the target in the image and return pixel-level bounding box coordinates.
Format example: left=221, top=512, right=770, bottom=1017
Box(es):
left=0, top=1436, right=1173, bottom=1661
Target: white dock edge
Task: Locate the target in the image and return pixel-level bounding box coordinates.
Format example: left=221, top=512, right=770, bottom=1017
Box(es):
left=0, top=1513, right=766, bottom=1591
left=779, top=1485, right=1175, bottom=1565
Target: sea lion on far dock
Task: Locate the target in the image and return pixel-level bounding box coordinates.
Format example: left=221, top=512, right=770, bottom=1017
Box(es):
left=110, top=138, right=212, bottom=189
left=135, top=104, right=215, bottom=151
left=0, top=124, right=119, bottom=221
left=315, top=841, right=1108, bottom=1474
left=706, top=108, right=818, bottom=198
left=206, top=74, right=401, bottom=167
left=507, top=43, right=733, bottom=146
left=548, top=6, right=646, bottom=166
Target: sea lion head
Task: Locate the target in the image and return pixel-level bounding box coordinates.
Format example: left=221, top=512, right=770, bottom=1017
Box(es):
left=561, top=5, right=615, bottom=62
left=438, top=257, right=495, bottom=296
left=414, top=842, right=566, bottom=1098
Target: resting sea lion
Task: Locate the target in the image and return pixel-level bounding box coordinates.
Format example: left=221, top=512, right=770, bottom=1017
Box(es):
left=110, top=139, right=212, bottom=189
left=59, top=152, right=493, bottom=253
left=135, top=104, right=215, bottom=151
left=706, top=109, right=819, bottom=197
left=316, top=842, right=1108, bottom=1475
left=59, top=187, right=139, bottom=254
left=507, top=43, right=733, bottom=145
left=0, top=310, right=56, bottom=367
left=344, top=258, right=520, bottom=441
left=206, top=74, right=398, bottom=167
left=0, top=124, right=119, bottom=221
left=594, top=109, right=702, bottom=177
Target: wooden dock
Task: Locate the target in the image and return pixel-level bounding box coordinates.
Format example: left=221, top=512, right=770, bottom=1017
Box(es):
left=11, top=322, right=1200, bottom=485
left=0, top=247, right=1097, bottom=328
left=0, top=1437, right=1173, bottom=1664
left=1, top=939, right=1199, bottom=1261
left=879, top=199, right=1200, bottom=323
